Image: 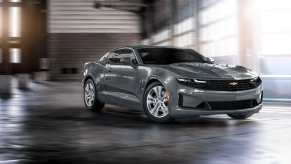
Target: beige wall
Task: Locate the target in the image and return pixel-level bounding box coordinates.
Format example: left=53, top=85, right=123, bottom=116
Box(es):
left=49, top=33, right=139, bottom=81
left=48, top=0, right=141, bottom=81
left=48, top=0, right=140, bottom=33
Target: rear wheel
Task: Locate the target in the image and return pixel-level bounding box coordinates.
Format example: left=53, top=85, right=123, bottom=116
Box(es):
left=143, top=82, right=174, bottom=123
left=227, top=113, right=254, bottom=119
left=84, top=79, right=105, bottom=112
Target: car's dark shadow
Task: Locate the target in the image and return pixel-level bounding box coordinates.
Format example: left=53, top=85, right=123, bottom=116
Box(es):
left=0, top=94, right=13, bottom=100
left=18, top=105, right=256, bottom=130
left=4, top=104, right=259, bottom=164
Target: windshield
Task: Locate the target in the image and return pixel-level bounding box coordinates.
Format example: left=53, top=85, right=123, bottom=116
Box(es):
left=137, top=48, right=211, bottom=64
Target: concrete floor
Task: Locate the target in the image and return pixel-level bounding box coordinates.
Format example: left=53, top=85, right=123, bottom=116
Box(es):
left=1, top=80, right=291, bottom=164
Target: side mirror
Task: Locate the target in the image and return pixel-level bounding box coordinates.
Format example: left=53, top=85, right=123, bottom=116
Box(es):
left=207, top=57, right=215, bottom=63
left=120, top=57, right=136, bottom=67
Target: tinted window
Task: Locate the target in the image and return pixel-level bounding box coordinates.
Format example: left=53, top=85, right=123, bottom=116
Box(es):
left=137, top=48, right=210, bottom=64
left=108, top=50, right=122, bottom=63
left=108, top=49, right=137, bottom=64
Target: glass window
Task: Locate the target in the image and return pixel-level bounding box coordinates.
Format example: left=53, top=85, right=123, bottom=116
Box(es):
left=258, top=0, right=291, bottom=10
left=122, top=49, right=138, bottom=64
left=141, top=39, right=150, bottom=45
left=9, top=0, right=22, bottom=2
left=261, top=34, right=291, bottom=55
left=155, top=41, right=171, bottom=46
left=175, top=32, right=194, bottom=47
left=0, top=49, right=2, bottom=63
left=0, top=8, right=2, bottom=37
left=108, top=49, right=136, bottom=64
left=152, top=29, right=170, bottom=44
left=137, top=48, right=210, bottom=64
left=174, top=17, right=194, bottom=35
left=261, top=10, right=291, bottom=33
left=10, top=7, right=21, bottom=37
left=108, top=50, right=122, bottom=63
left=10, top=48, right=21, bottom=63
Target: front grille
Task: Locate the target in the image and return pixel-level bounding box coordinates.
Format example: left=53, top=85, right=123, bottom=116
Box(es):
left=178, top=78, right=262, bottom=91
left=208, top=100, right=260, bottom=110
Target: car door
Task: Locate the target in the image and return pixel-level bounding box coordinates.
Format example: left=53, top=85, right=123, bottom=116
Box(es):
left=103, top=49, right=140, bottom=107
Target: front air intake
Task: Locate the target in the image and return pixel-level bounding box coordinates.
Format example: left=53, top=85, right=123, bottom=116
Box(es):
left=208, top=99, right=260, bottom=110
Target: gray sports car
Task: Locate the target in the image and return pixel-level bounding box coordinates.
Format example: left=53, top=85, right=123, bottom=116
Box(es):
left=82, top=45, right=263, bottom=123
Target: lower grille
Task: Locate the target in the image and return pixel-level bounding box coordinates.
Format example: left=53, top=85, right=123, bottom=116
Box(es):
left=208, top=100, right=259, bottom=110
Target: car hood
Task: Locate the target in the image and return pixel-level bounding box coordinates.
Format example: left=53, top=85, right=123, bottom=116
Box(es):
left=163, top=63, right=258, bottom=80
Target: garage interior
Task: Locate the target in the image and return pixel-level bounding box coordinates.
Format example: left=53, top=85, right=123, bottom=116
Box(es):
left=1, top=0, right=291, bottom=163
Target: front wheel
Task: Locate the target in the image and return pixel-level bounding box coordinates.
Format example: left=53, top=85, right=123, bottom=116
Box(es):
left=143, top=82, right=174, bottom=123
left=227, top=113, right=254, bottom=119
left=84, top=79, right=105, bottom=112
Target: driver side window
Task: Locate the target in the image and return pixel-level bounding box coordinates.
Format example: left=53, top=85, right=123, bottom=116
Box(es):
left=108, top=49, right=137, bottom=64
left=108, top=50, right=122, bottom=63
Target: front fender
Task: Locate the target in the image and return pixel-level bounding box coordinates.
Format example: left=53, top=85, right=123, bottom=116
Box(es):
left=141, top=68, right=180, bottom=108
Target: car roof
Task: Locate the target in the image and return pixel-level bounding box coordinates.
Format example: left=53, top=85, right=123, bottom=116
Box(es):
left=111, top=45, right=191, bottom=51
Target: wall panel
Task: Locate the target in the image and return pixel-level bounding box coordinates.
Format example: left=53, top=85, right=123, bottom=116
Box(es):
left=48, top=33, right=139, bottom=81
left=48, top=0, right=140, bottom=81
left=48, top=0, right=140, bottom=33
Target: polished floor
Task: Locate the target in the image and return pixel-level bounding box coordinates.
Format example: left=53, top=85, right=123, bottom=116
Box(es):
left=0, top=80, right=291, bottom=164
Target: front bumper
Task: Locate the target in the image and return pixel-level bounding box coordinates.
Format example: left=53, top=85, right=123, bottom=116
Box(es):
left=168, top=84, right=263, bottom=118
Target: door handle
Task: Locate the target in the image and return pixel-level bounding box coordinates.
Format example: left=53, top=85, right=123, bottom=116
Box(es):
left=107, top=67, right=112, bottom=72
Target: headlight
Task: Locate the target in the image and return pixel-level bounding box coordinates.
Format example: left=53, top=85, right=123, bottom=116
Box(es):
left=176, top=78, right=207, bottom=84
left=250, top=76, right=259, bottom=83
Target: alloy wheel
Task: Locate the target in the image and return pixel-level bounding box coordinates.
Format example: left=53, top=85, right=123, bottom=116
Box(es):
left=85, top=82, right=95, bottom=106
left=146, top=86, right=169, bottom=118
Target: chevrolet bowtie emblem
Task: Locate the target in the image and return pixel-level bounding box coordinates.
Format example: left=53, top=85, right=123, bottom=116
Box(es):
left=229, top=82, right=238, bottom=86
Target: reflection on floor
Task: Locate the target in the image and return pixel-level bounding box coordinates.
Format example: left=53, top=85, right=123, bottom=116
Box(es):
left=1, top=80, right=291, bottom=164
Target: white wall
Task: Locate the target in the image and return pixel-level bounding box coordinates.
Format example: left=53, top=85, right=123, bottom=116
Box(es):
left=48, top=0, right=140, bottom=33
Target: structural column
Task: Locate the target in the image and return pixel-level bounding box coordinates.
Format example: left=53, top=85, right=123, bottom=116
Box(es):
left=0, top=0, right=11, bottom=94
left=238, top=0, right=255, bottom=69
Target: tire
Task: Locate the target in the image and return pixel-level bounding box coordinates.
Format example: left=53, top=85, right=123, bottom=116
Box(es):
left=227, top=113, right=254, bottom=119
left=143, top=82, right=174, bottom=123
left=84, top=79, right=105, bottom=112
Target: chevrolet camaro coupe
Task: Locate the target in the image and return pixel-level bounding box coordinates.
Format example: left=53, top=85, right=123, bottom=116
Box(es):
left=82, top=45, right=263, bottom=123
